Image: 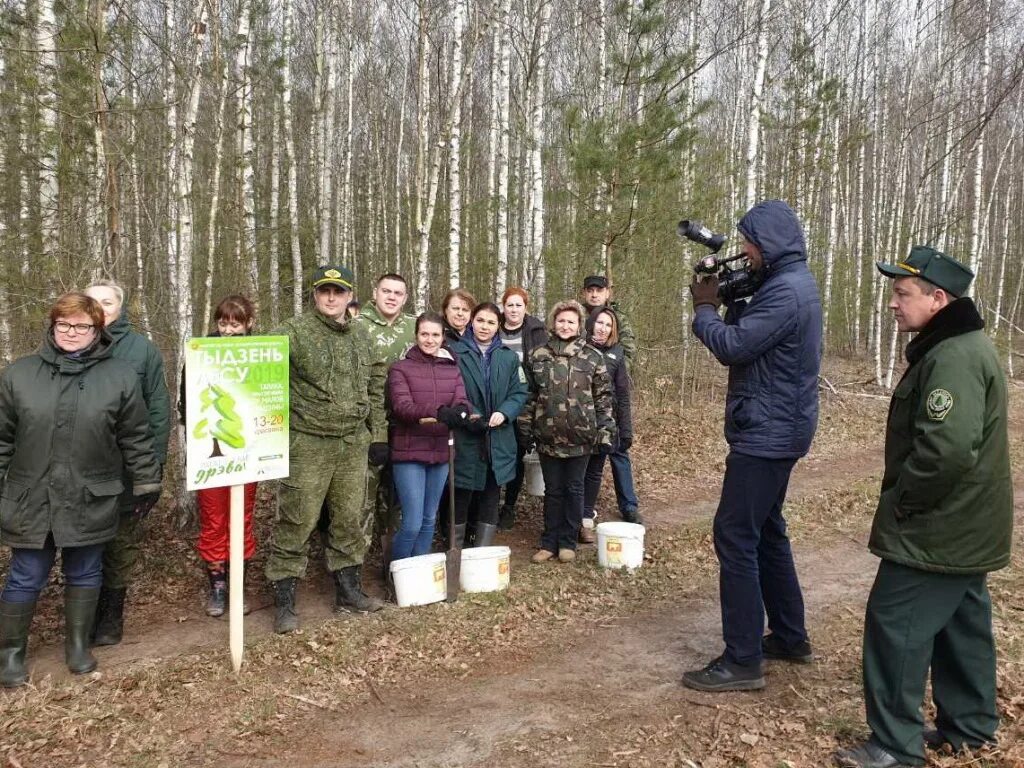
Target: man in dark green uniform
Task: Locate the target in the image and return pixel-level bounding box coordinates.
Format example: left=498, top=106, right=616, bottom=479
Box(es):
left=835, top=246, right=1012, bottom=768
left=354, top=273, right=415, bottom=568
left=265, top=265, right=387, bottom=633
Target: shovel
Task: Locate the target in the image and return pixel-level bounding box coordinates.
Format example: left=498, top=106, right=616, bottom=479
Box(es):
left=419, top=417, right=461, bottom=602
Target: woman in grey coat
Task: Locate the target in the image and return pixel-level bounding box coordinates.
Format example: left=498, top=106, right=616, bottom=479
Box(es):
left=0, top=292, right=161, bottom=687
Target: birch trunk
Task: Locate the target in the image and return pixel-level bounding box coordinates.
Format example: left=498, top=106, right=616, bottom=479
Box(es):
left=966, top=0, right=991, bottom=287
left=822, top=116, right=840, bottom=349
left=282, top=0, right=303, bottom=315
left=202, top=54, right=231, bottom=330
left=177, top=0, right=209, bottom=344
left=493, top=0, right=512, bottom=297
left=127, top=76, right=151, bottom=333
left=527, top=0, right=550, bottom=310
left=743, top=0, right=772, bottom=211
left=164, top=0, right=179, bottom=299
left=268, top=99, right=282, bottom=327
left=448, top=0, right=466, bottom=287
left=36, top=0, right=59, bottom=264
left=339, top=0, right=355, bottom=264
left=235, top=0, right=257, bottom=299
left=318, top=7, right=337, bottom=265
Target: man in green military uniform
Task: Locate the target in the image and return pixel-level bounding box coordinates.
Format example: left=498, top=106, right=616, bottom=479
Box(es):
left=835, top=247, right=1012, bottom=768
left=355, top=273, right=415, bottom=567
left=266, top=265, right=387, bottom=633
left=84, top=280, right=170, bottom=646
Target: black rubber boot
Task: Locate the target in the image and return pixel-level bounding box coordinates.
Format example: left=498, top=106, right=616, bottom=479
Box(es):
left=497, top=506, right=515, bottom=531
left=0, top=600, right=36, bottom=688
left=333, top=567, right=384, bottom=614
left=474, top=522, right=498, bottom=547
left=273, top=578, right=298, bottom=634
left=65, top=587, right=100, bottom=675
left=205, top=561, right=227, bottom=617
left=91, top=586, right=126, bottom=647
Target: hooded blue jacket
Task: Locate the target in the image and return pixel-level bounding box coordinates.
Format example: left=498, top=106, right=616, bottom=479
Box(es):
left=692, top=200, right=822, bottom=459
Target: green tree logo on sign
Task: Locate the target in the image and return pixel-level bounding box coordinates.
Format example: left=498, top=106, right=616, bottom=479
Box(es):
left=193, top=384, right=246, bottom=457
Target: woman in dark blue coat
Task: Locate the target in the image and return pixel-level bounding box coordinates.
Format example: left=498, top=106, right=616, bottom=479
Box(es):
left=449, top=303, right=528, bottom=546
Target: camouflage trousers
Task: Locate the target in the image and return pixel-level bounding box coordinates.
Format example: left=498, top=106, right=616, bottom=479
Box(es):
left=101, top=510, right=146, bottom=590
left=366, top=463, right=402, bottom=536
left=265, top=430, right=371, bottom=582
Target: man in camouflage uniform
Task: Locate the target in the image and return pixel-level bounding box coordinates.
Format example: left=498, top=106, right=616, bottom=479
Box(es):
left=581, top=275, right=636, bottom=369
left=266, top=265, right=387, bottom=633
left=355, top=273, right=415, bottom=567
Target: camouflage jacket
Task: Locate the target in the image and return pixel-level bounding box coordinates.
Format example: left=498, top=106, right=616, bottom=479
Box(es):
left=356, top=304, right=416, bottom=367
left=521, top=336, right=616, bottom=458
left=273, top=310, right=386, bottom=442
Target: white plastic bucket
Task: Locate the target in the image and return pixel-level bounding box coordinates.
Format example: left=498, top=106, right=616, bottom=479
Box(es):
left=389, top=552, right=447, bottom=607
left=523, top=451, right=545, bottom=497
left=596, top=522, right=645, bottom=570
left=460, top=546, right=511, bottom=593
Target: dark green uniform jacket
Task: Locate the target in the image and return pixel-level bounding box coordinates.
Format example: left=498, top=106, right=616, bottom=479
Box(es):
left=521, top=336, right=616, bottom=458
left=274, top=310, right=387, bottom=442
left=869, top=298, right=1012, bottom=574
left=0, top=332, right=162, bottom=549
left=450, top=336, right=528, bottom=489
left=106, top=313, right=170, bottom=464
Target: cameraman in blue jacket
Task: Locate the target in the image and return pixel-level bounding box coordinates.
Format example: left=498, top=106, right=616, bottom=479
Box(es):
left=682, top=200, right=823, bottom=692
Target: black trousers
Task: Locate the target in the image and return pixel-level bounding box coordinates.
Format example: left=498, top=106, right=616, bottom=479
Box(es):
left=713, top=451, right=806, bottom=666
left=454, top=468, right=501, bottom=527
left=502, top=423, right=528, bottom=511
left=863, top=560, right=997, bottom=765
left=538, top=454, right=589, bottom=552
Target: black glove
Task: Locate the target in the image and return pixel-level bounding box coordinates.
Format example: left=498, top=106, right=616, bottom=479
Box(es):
left=131, top=492, right=161, bottom=520
left=689, top=274, right=722, bottom=310
left=598, top=442, right=616, bottom=455
left=466, top=418, right=489, bottom=434
left=437, top=405, right=471, bottom=428
left=368, top=442, right=390, bottom=467
left=619, top=436, right=633, bottom=452
left=519, top=434, right=535, bottom=454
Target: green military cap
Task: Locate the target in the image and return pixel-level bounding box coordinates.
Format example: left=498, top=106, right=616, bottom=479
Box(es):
left=876, top=245, right=974, bottom=297
left=312, top=264, right=355, bottom=291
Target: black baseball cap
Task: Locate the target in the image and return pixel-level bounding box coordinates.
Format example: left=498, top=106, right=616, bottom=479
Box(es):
left=583, top=275, right=609, bottom=289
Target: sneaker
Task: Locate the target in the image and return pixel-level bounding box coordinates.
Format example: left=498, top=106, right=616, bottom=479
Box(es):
left=762, top=633, right=814, bottom=664
left=833, top=739, right=909, bottom=768
left=532, top=549, right=555, bottom=563
left=558, top=548, right=576, bottom=563
left=680, top=655, right=765, bottom=692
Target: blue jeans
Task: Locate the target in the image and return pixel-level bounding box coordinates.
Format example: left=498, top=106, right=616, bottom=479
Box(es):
left=713, top=451, right=806, bottom=667
left=583, top=448, right=639, bottom=519
left=391, top=462, right=449, bottom=561
left=1, top=535, right=105, bottom=603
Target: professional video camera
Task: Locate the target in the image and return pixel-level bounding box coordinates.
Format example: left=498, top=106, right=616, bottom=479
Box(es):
left=677, top=219, right=764, bottom=303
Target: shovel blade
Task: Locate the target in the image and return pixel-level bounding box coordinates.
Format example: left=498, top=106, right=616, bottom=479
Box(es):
left=446, top=548, right=461, bottom=602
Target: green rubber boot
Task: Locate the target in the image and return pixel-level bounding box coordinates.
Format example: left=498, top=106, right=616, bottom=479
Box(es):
left=0, top=600, right=36, bottom=688
left=65, top=587, right=100, bottom=675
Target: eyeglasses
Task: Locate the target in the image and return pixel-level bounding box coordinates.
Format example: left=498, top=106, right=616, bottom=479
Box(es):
left=54, top=321, right=96, bottom=334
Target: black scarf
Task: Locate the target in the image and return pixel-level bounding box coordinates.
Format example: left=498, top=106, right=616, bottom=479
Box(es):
left=905, top=297, right=985, bottom=367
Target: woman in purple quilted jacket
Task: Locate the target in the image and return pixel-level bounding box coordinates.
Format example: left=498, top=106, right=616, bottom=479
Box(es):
left=387, top=312, right=473, bottom=561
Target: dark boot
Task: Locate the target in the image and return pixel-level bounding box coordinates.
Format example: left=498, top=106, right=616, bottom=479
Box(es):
left=497, top=506, right=515, bottom=531
left=91, top=586, right=126, bottom=646
left=474, top=522, right=498, bottom=547
left=333, top=566, right=384, bottom=614
left=273, top=578, right=298, bottom=634
left=0, top=600, right=36, bottom=688
left=205, top=561, right=227, bottom=617
left=65, top=587, right=100, bottom=675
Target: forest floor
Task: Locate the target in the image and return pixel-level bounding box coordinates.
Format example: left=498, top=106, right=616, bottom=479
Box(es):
left=2, top=356, right=1024, bottom=768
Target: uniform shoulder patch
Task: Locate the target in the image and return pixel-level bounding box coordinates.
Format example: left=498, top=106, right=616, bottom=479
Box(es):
left=926, top=388, right=954, bottom=421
